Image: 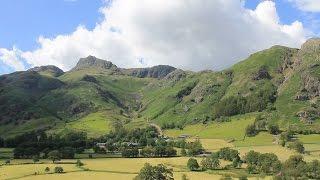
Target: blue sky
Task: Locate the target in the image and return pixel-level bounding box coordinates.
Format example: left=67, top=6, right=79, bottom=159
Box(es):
left=0, top=0, right=103, bottom=50
left=0, top=0, right=320, bottom=74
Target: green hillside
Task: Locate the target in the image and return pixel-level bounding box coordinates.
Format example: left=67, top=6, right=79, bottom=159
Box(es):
left=0, top=38, right=320, bottom=138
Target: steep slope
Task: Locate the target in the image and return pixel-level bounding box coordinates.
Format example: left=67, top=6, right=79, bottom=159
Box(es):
left=275, top=38, right=320, bottom=130
left=1, top=39, right=320, bottom=138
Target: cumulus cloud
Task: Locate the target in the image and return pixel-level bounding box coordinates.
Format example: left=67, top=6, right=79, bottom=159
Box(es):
left=0, top=0, right=309, bottom=72
left=0, top=47, right=25, bottom=71
left=289, top=0, right=320, bottom=12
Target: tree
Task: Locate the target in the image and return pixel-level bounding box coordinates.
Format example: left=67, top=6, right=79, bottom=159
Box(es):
left=54, top=166, right=64, bottom=173
left=32, top=155, right=39, bottom=163
left=121, top=148, right=139, bottom=158
left=268, top=124, right=280, bottom=135
left=60, top=147, right=75, bottom=159
left=48, top=150, right=61, bottom=163
left=187, top=158, right=199, bottom=171
left=232, top=156, right=242, bottom=168
left=187, top=140, right=203, bottom=156
left=180, top=148, right=187, bottom=156
left=140, top=146, right=155, bottom=157
left=76, top=159, right=84, bottom=167
left=134, top=163, right=173, bottom=180
left=45, top=167, right=50, bottom=173
left=245, top=124, right=257, bottom=137
left=181, top=174, right=188, bottom=180
left=288, top=141, right=305, bottom=153
left=201, top=157, right=220, bottom=170
left=282, top=155, right=307, bottom=178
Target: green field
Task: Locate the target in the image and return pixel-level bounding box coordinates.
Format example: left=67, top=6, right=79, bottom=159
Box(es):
left=0, top=158, right=273, bottom=180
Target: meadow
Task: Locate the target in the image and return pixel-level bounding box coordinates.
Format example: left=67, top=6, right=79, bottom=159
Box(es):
left=0, top=157, right=273, bottom=180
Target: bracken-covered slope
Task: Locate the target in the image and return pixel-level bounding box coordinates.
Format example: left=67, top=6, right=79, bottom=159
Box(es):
left=0, top=39, right=320, bottom=137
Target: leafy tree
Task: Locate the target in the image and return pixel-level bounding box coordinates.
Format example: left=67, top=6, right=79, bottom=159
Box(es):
left=244, top=151, right=281, bottom=174
left=32, top=155, right=39, bottom=163
left=60, top=147, right=75, bottom=159
left=245, top=124, right=258, bottom=137
left=121, top=148, right=139, bottom=158
left=232, top=156, right=242, bottom=168
left=134, top=163, right=173, bottom=180
left=268, top=124, right=280, bottom=135
left=217, top=147, right=239, bottom=161
left=282, top=155, right=307, bottom=178
left=187, top=140, right=203, bottom=156
left=140, top=146, right=155, bottom=157
left=288, top=141, right=305, bottom=153
left=187, top=158, right=199, bottom=171
left=54, top=166, right=64, bottom=173
left=48, top=150, right=61, bottom=163
left=180, top=148, right=187, bottom=156
left=181, top=174, right=188, bottom=180
left=201, top=157, right=220, bottom=170
left=76, top=159, right=84, bottom=167
left=307, top=160, right=320, bottom=179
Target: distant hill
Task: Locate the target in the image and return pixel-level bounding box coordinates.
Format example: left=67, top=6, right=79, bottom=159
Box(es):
left=0, top=38, right=319, bottom=137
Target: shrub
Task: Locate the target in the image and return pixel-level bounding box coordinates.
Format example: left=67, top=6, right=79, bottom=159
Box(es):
left=268, top=124, right=280, bottom=135
left=288, top=141, right=305, bottom=153
left=187, top=158, right=199, bottom=171
left=201, top=157, right=220, bottom=170
left=76, top=159, right=84, bottom=167
left=54, top=166, right=64, bottom=173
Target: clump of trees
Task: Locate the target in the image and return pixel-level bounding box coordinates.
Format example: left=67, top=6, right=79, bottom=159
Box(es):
left=134, top=163, right=173, bottom=180
left=245, top=115, right=281, bottom=137
left=213, top=84, right=277, bottom=118
left=275, top=155, right=320, bottom=179
left=8, top=130, right=87, bottom=159
left=200, top=156, right=220, bottom=170
left=244, top=151, right=281, bottom=174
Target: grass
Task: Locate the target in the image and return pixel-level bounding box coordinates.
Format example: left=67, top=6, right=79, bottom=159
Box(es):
left=64, top=111, right=113, bottom=138
left=165, top=114, right=255, bottom=140
left=0, top=158, right=250, bottom=180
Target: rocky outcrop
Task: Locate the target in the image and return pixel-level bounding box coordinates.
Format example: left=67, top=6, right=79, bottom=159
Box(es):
left=164, top=69, right=186, bottom=82
left=296, top=72, right=320, bottom=100
left=127, top=65, right=176, bottom=79
left=72, top=55, right=118, bottom=71
left=253, top=66, right=271, bottom=80
left=28, top=65, right=64, bottom=77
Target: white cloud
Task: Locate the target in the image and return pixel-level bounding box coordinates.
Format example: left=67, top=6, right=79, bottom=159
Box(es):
left=289, top=0, right=320, bottom=12
left=0, top=47, right=25, bottom=71
left=0, top=0, right=310, bottom=71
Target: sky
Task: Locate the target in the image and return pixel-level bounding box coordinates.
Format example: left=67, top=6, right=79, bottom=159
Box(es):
left=0, top=0, right=320, bottom=74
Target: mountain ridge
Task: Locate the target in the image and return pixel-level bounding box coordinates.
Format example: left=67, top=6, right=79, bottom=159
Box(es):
left=0, top=38, right=320, bottom=138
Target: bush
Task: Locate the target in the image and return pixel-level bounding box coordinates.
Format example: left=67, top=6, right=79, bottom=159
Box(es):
left=45, top=167, right=50, bottom=172
left=201, top=157, right=220, bottom=170
left=54, top=166, right=64, bottom=173
left=268, top=124, right=280, bottom=135
left=245, top=124, right=258, bottom=137
left=288, top=141, right=305, bottom=153
left=187, top=158, right=199, bottom=171
left=76, top=159, right=84, bottom=167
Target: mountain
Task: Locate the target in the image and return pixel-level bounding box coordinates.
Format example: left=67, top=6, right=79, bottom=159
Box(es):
left=0, top=39, right=319, bottom=138
left=28, top=65, right=64, bottom=77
